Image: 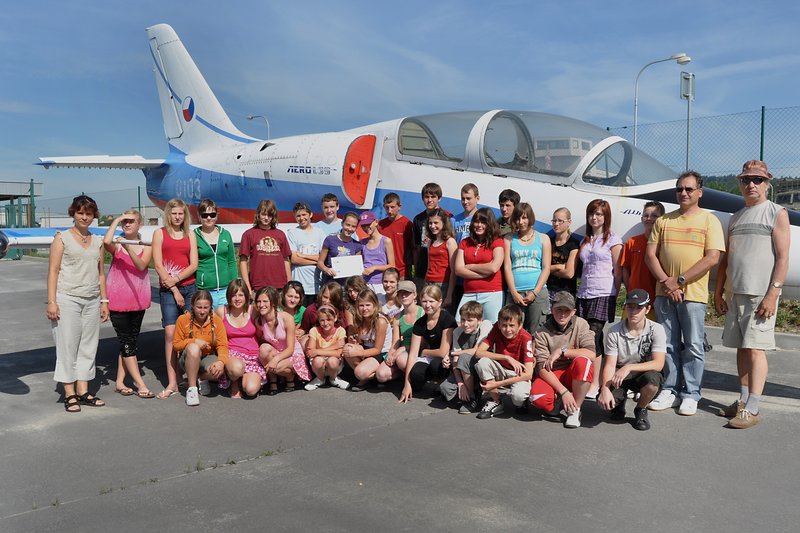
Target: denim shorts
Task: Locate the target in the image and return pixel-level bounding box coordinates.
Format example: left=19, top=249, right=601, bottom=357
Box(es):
left=160, top=284, right=196, bottom=327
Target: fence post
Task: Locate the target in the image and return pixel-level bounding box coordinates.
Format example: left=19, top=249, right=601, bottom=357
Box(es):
left=29, top=178, right=36, bottom=227
left=760, top=106, right=765, bottom=161
left=138, top=186, right=142, bottom=212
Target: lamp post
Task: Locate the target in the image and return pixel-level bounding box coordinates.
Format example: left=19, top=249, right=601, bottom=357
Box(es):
left=633, top=53, right=691, bottom=146
left=681, top=71, right=695, bottom=171
left=247, top=114, right=271, bottom=140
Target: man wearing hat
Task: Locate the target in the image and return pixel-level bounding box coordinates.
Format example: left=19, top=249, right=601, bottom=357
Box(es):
left=598, top=289, right=666, bottom=431
left=713, top=160, right=790, bottom=429
left=529, top=291, right=596, bottom=428
left=645, top=170, right=725, bottom=416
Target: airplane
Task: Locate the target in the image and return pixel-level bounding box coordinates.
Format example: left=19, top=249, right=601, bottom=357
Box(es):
left=2, top=23, right=798, bottom=297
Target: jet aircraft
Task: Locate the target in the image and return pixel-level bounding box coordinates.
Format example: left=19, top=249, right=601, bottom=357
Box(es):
left=2, top=23, right=798, bottom=297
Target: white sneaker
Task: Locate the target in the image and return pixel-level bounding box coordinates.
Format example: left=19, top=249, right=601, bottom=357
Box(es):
left=648, top=390, right=678, bottom=411
left=304, top=377, right=325, bottom=391
left=185, top=386, right=200, bottom=406
left=678, top=398, right=698, bottom=416
left=198, top=379, right=211, bottom=396
left=564, top=408, right=582, bottom=428
left=331, top=377, right=350, bottom=390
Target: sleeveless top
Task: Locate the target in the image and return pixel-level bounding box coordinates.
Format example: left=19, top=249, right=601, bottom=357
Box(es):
left=398, top=307, right=424, bottom=348
left=510, top=231, right=545, bottom=292
left=362, top=235, right=388, bottom=285
left=57, top=232, right=102, bottom=298
left=260, top=314, right=304, bottom=356
left=726, top=200, right=783, bottom=295
left=223, top=309, right=260, bottom=357
left=425, top=238, right=452, bottom=283
left=107, top=246, right=151, bottom=312
left=160, top=228, right=195, bottom=286
left=358, top=315, right=393, bottom=353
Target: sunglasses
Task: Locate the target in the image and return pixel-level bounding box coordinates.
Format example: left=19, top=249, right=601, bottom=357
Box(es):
left=200, top=212, right=218, bottom=218
left=675, top=187, right=697, bottom=194
left=739, top=176, right=765, bottom=185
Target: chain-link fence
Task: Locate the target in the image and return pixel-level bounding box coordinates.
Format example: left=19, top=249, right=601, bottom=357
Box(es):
left=36, top=187, right=157, bottom=226
left=608, top=106, right=800, bottom=207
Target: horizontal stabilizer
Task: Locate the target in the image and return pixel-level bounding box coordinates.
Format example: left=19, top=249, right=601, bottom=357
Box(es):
left=36, top=156, right=165, bottom=170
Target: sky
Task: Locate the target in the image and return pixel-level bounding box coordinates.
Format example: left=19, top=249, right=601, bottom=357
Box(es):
left=2, top=0, right=800, bottom=207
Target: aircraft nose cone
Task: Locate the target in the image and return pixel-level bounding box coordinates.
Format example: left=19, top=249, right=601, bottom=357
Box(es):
left=0, top=230, right=9, bottom=259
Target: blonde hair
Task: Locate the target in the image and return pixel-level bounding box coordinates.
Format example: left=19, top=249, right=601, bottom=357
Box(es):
left=420, top=284, right=443, bottom=301
left=164, top=198, right=191, bottom=236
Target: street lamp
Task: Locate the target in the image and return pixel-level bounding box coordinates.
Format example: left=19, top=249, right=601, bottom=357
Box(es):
left=633, top=53, right=692, bottom=146
left=247, top=114, right=271, bottom=140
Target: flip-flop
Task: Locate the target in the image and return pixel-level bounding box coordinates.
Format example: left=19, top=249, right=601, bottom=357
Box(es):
left=115, top=387, right=135, bottom=396
left=136, top=390, right=155, bottom=399
left=156, top=388, right=179, bottom=399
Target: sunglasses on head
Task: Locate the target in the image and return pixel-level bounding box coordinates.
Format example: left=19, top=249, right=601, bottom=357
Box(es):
left=739, top=176, right=765, bottom=185
left=200, top=212, right=218, bottom=218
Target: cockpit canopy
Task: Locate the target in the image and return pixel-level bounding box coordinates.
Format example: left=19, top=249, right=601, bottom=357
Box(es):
left=397, top=110, right=676, bottom=188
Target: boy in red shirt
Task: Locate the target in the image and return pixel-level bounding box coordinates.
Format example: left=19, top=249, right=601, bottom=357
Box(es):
left=378, top=192, right=413, bottom=278
left=473, top=304, right=534, bottom=419
left=621, top=201, right=664, bottom=308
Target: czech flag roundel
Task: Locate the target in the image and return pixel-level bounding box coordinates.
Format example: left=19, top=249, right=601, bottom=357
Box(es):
left=182, top=97, right=194, bottom=122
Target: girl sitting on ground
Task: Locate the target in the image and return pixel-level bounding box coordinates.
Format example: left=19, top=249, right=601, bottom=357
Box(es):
left=300, top=282, right=349, bottom=347
left=255, top=286, right=311, bottom=394
left=376, top=280, right=421, bottom=385
left=399, top=284, right=457, bottom=403
left=343, top=289, right=394, bottom=392
left=216, top=279, right=264, bottom=398
left=381, top=267, right=402, bottom=320
left=281, top=280, right=306, bottom=331
left=304, top=305, right=350, bottom=391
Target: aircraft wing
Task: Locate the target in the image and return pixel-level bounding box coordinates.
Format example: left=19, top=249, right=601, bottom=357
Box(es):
left=36, top=156, right=165, bottom=169
left=0, top=223, right=291, bottom=259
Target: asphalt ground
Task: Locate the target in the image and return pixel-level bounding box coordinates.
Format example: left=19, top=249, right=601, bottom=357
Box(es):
left=1, top=257, right=799, bottom=533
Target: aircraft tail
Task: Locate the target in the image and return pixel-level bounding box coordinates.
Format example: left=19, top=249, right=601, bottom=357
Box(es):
left=146, top=23, right=256, bottom=154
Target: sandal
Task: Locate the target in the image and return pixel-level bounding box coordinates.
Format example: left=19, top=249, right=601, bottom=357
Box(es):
left=64, top=394, right=81, bottom=413
left=136, top=390, right=155, bottom=399
left=78, top=392, right=105, bottom=407
left=156, top=388, right=179, bottom=399
left=115, top=386, right=135, bottom=396
left=285, top=380, right=296, bottom=393
left=266, top=381, right=278, bottom=396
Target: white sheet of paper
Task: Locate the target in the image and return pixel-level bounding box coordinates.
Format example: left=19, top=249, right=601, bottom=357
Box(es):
left=330, top=255, right=364, bottom=278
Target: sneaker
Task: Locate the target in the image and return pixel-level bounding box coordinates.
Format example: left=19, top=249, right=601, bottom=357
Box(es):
left=476, top=400, right=504, bottom=420
left=584, top=389, right=598, bottom=401
left=717, top=399, right=744, bottom=418
left=648, top=390, right=679, bottom=411
left=564, top=408, right=582, bottom=428
left=678, top=398, right=698, bottom=416
left=350, top=381, right=368, bottom=392
left=633, top=407, right=650, bottom=431
left=304, top=377, right=324, bottom=391
left=459, top=399, right=479, bottom=414
left=198, top=379, right=211, bottom=396
left=728, top=408, right=760, bottom=429
left=610, top=399, right=626, bottom=420
left=331, top=377, right=350, bottom=390
left=185, top=386, right=200, bottom=406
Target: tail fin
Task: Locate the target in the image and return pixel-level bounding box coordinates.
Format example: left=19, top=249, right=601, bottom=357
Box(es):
left=146, top=23, right=256, bottom=154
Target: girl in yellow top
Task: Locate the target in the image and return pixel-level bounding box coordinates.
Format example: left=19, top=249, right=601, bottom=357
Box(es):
left=173, top=290, right=229, bottom=406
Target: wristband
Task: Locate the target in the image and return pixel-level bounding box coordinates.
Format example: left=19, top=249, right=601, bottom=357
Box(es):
left=100, top=299, right=109, bottom=303
left=558, top=389, right=569, bottom=398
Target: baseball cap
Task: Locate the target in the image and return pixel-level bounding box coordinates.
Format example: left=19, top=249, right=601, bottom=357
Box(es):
left=551, top=291, right=575, bottom=310
left=625, top=289, right=651, bottom=306
left=359, top=211, right=377, bottom=225
left=396, top=280, right=416, bottom=294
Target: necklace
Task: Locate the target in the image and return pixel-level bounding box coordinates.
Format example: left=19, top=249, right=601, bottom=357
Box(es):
left=72, top=227, right=89, bottom=244
left=519, top=231, right=534, bottom=242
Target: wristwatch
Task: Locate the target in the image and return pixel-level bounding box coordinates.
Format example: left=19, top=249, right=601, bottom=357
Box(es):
left=561, top=346, right=568, bottom=357
left=677, top=275, right=686, bottom=285
left=772, top=281, right=783, bottom=289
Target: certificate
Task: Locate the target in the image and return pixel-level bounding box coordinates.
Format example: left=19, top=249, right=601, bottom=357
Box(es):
left=330, top=255, right=364, bottom=278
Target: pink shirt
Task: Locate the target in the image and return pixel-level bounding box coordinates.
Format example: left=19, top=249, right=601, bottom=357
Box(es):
left=577, top=232, right=622, bottom=299
left=107, top=247, right=151, bottom=312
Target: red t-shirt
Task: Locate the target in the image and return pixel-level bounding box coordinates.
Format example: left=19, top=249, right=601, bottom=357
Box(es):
left=425, top=239, right=452, bottom=283
left=378, top=215, right=413, bottom=277
left=481, top=325, right=534, bottom=370
left=239, top=227, right=291, bottom=290
left=459, top=237, right=504, bottom=293
left=160, top=228, right=195, bottom=286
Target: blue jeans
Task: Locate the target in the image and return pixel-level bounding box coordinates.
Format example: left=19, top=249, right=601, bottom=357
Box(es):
left=654, top=296, right=706, bottom=401
left=456, top=291, right=504, bottom=324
